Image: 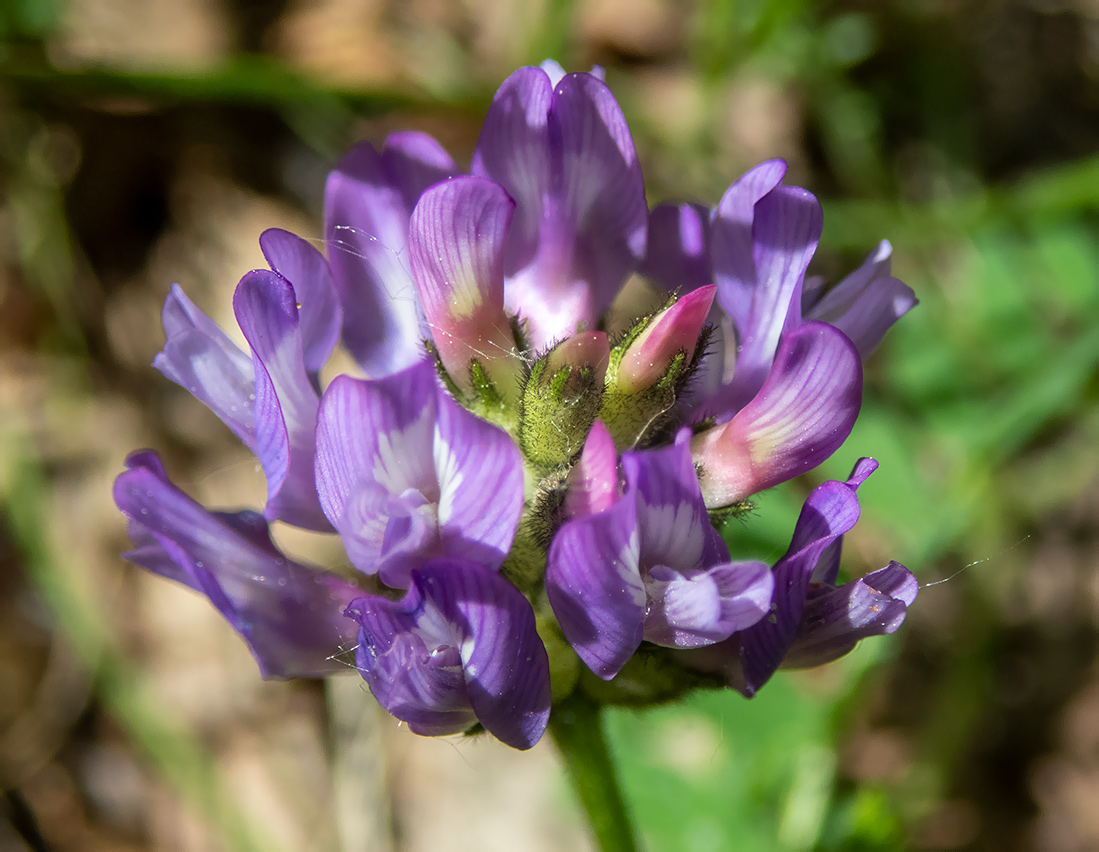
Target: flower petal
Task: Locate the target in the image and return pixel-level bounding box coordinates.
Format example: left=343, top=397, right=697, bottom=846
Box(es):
left=625, top=435, right=728, bottom=570
left=737, top=466, right=871, bottom=695
left=325, top=134, right=457, bottom=376
left=315, top=363, right=439, bottom=582
left=346, top=560, right=551, bottom=749
left=552, top=72, right=647, bottom=316
left=154, top=284, right=256, bottom=447
left=617, top=285, right=716, bottom=393
left=259, top=228, right=341, bottom=384
left=804, top=241, right=918, bottom=357
left=692, top=322, right=862, bottom=507
left=433, top=391, right=525, bottom=570
left=710, top=159, right=788, bottom=334
left=641, top=202, right=713, bottom=294
left=114, top=452, right=361, bottom=678
left=408, top=176, right=519, bottom=393
left=781, top=561, right=918, bottom=669
left=472, top=66, right=553, bottom=275
left=545, top=495, right=645, bottom=679
left=722, top=183, right=824, bottom=413
left=474, top=66, right=647, bottom=347
left=811, top=457, right=879, bottom=586
left=315, top=361, right=523, bottom=587
left=563, top=419, right=619, bottom=520
left=233, top=270, right=329, bottom=530
left=643, top=560, right=773, bottom=648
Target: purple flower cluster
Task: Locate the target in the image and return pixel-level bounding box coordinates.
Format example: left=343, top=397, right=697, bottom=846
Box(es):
left=114, top=61, right=918, bottom=750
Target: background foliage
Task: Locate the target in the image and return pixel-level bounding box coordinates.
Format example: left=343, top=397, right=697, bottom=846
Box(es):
left=2, top=1, right=1098, bottom=849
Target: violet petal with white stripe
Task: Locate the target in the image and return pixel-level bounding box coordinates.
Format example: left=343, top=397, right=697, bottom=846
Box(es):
left=408, top=176, right=519, bottom=395
left=545, top=491, right=645, bottom=679
left=709, top=159, right=789, bottom=336
left=234, top=269, right=330, bottom=531
left=782, top=561, right=918, bottom=670
left=737, top=459, right=880, bottom=695
left=717, top=183, right=823, bottom=415
left=691, top=322, right=862, bottom=508
left=114, top=452, right=361, bottom=679
left=324, top=133, right=458, bottom=376
left=315, top=360, right=523, bottom=588
left=549, top=436, right=775, bottom=677
left=345, top=559, right=551, bottom=749
left=473, top=65, right=647, bottom=347
left=259, top=228, right=342, bottom=385
left=154, top=284, right=256, bottom=448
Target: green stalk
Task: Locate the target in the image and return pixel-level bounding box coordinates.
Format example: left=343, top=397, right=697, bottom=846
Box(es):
left=549, top=693, right=639, bottom=852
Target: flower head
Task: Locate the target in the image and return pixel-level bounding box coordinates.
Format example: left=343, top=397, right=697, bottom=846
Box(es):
left=116, top=62, right=916, bottom=749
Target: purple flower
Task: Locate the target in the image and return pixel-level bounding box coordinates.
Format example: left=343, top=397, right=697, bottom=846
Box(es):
left=114, top=452, right=361, bottom=678
left=689, top=322, right=863, bottom=508
left=117, top=61, right=915, bottom=746
left=644, top=162, right=917, bottom=505
left=472, top=62, right=648, bottom=348
left=407, top=177, right=523, bottom=398
left=314, top=359, right=524, bottom=589
left=154, top=236, right=338, bottom=530
left=683, top=458, right=918, bottom=696
left=546, top=426, right=774, bottom=679
left=345, top=559, right=551, bottom=749
left=325, top=132, right=458, bottom=377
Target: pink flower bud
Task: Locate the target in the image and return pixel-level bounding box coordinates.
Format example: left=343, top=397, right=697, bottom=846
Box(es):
left=617, top=286, right=716, bottom=393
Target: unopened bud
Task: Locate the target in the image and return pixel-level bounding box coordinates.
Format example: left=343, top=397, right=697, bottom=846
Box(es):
left=602, top=287, right=715, bottom=447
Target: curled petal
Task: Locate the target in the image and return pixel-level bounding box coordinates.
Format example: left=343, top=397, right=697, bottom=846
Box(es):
left=259, top=228, right=342, bottom=384
left=804, top=241, right=918, bottom=357
left=812, top=457, right=879, bottom=586
left=233, top=270, right=329, bottom=530
left=154, top=285, right=256, bottom=447
left=114, top=452, right=361, bottom=678
left=643, top=560, right=773, bottom=648
left=325, top=134, right=457, bottom=376
left=692, top=323, right=862, bottom=508
left=315, top=362, right=522, bottom=586
left=782, top=562, right=918, bottom=669
left=625, top=435, right=728, bottom=570
left=346, top=560, right=551, bottom=749
left=315, top=365, right=438, bottom=583
left=737, top=462, right=874, bottom=695
left=545, top=496, right=644, bottom=680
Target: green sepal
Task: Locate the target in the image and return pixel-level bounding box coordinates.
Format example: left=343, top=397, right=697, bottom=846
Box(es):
left=576, top=645, right=725, bottom=708
left=707, top=499, right=756, bottom=526
left=423, top=339, right=465, bottom=403
left=518, top=354, right=605, bottom=470
left=600, top=352, right=686, bottom=449
left=599, top=311, right=714, bottom=449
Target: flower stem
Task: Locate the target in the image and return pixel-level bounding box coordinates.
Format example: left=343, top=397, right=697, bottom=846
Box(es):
left=549, top=693, right=639, bottom=852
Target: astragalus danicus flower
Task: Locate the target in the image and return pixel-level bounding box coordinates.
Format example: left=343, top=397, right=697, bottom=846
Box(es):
left=115, top=60, right=918, bottom=750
